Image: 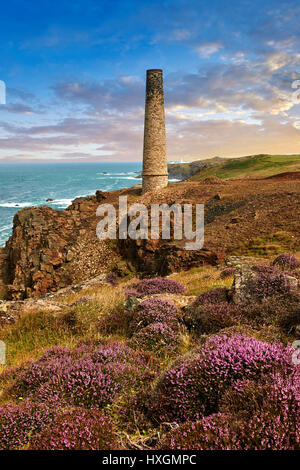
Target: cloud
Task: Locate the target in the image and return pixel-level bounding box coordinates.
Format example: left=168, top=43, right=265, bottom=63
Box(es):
left=4, top=103, right=38, bottom=114
left=195, top=42, right=224, bottom=57
left=1, top=47, right=300, bottom=162
left=53, top=75, right=144, bottom=112
left=171, top=29, right=191, bottom=41
left=1, top=0, right=300, bottom=163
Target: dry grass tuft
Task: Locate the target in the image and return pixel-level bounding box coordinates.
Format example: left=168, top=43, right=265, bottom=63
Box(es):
left=168, top=266, right=233, bottom=296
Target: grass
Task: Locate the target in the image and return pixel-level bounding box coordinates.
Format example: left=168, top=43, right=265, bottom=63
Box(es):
left=232, top=231, right=299, bottom=257
left=0, top=284, right=126, bottom=368
left=0, top=267, right=230, bottom=371
left=168, top=266, right=233, bottom=296
left=0, top=311, right=73, bottom=367
left=0, top=255, right=299, bottom=449
left=189, top=154, right=300, bottom=180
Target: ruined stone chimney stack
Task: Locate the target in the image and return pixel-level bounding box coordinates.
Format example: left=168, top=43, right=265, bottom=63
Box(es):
left=142, top=69, right=168, bottom=194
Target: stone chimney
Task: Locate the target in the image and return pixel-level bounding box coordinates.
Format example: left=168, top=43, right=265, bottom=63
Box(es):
left=142, top=69, right=168, bottom=194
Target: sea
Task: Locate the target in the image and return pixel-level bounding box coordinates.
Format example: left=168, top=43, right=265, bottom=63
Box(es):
left=0, top=162, right=145, bottom=247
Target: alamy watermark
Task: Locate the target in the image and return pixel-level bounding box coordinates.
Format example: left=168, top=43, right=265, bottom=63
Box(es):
left=292, top=340, right=300, bottom=365
left=96, top=196, right=204, bottom=250
left=292, top=79, right=300, bottom=104
left=0, top=340, right=6, bottom=365
left=0, top=80, right=6, bottom=104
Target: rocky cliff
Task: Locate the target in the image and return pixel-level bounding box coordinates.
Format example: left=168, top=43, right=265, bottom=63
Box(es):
left=0, top=174, right=299, bottom=300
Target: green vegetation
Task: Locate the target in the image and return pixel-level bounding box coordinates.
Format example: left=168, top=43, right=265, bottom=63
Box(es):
left=169, top=154, right=300, bottom=181
left=232, top=231, right=300, bottom=257
left=168, top=156, right=225, bottom=180
left=0, top=257, right=299, bottom=450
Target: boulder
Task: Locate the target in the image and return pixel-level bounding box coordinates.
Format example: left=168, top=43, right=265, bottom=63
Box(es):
left=230, top=264, right=298, bottom=304
left=95, top=190, right=108, bottom=203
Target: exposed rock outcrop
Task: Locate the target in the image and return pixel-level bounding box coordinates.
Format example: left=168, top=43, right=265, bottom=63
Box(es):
left=1, top=200, right=117, bottom=300
left=0, top=174, right=299, bottom=301
left=230, top=264, right=298, bottom=304
left=119, top=237, right=220, bottom=276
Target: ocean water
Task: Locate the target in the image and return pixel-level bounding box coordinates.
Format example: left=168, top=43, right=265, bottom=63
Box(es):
left=0, top=162, right=143, bottom=247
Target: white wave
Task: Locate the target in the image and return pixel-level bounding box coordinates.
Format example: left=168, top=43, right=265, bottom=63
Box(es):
left=0, top=224, right=11, bottom=233
left=108, top=176, right=142, bottom=180
left=50, top=198, right=73, bottom=207
left=0, top=202, right=33, bottom=208
left=96, top=171, right=137, bottom=176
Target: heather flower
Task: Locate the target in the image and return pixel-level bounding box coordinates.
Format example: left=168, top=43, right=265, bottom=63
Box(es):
left=183, top=302, right=241, bottom=334
left=127, top=278, right=185, bottom=297
left=158, top=413, right=241, bottom=450
left=158, top=411, right=298, bottom=450
left=125, top=288, right=139, bottom=298
left=129, top=298, right=179, bottom=335
left=7, top=342, right=156, bottom=409
left=272, top=254, right=300, bottom=271
left=194, top=287, right=228, bottom=305
left=29, top=408, right=118, bottom=450
left=250, top=264, right=297, bottom=299
left=159, top=370, right=299, bottom=450
left=0, top=401, right=59, bottom=450
left=131, top=322, right=180, bottom=353
left=151, top=334, right=295, bottom=422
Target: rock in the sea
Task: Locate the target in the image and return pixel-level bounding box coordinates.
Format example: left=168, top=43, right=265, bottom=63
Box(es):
left=46, top=198, right=54, bottom=202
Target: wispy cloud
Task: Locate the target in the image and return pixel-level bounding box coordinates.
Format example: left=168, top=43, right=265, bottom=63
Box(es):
left=195, top=42, right=224, bottom=57
left=0, top=0, right=300, bottom=162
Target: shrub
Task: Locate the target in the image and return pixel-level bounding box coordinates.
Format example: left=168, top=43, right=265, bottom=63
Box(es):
left=183, top=302, right=241, bottom=334
left=7, top=342, right=156, bottom=409
left=131, top=322, right=180, bottom=353
left=194, top=287, right=228, bottom=304
left=158, top=413, right=240, bottom=450
left=98, top=309, right=133, bottom=334
left=29, top=408, right=118, bottom=450
left=129, top=298, right=178, bottom=335
left=0, top=401, right=58, bottom=450
left=158, top=411, right=298, bottom=450
left=250, top=264, right=297, bottom=299
left=220, top=370, right=300, bottom=421
left=272, top=254, right=300, bottom=271
left=278, top=303, right=300, bottom=336
left=158, top=370, right=300, bottom=450
left=127, top=278, right=185, bottom=297
left=234, top=295, right=300, bottom=331
left=150, top=334, right=294, bottom=423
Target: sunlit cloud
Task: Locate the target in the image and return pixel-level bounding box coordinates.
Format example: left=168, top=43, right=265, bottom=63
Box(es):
left=0, top=0, right=299, bottom=162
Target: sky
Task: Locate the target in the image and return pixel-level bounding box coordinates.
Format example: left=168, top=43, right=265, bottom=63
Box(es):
left=0, top=0, right=299, bottom=163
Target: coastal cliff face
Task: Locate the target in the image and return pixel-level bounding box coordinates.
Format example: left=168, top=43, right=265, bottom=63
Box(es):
left=0, top=174, right=299, bottom=300
left=0, top=194, right=118, bottom=299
